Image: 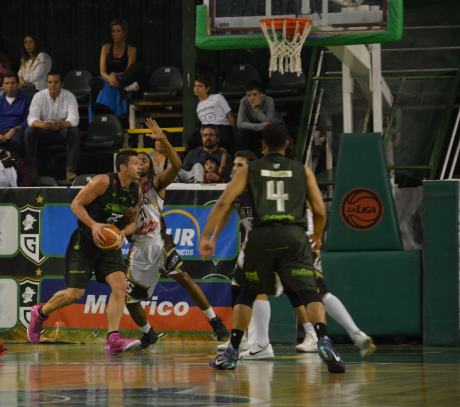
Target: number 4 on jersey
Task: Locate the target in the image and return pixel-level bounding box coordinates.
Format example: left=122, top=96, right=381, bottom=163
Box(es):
left=267, top=180, right=289, bottom=212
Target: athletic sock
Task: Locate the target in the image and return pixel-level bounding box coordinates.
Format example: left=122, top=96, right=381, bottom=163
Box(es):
left=38, top=307, right=47, bottom=318
left=230, top=329, right=244, bottom=351
left=303, top=322, right=315, bottom=334
left=203, top=307, right=217, bottom=321
left=323, top=293, right=360, bottom=338
left=107, top=331, right=119, bottom=338
left=140, top=323, right=152, bottom=334
left=314, top=322, right=328, bottom=339
left=253, top=300, right=271, bottom=348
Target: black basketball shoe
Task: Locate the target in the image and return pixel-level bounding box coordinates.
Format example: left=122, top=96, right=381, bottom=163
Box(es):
left=209, top=316, right=230, bottom=341
left=138, top=327, right=159, bottom=350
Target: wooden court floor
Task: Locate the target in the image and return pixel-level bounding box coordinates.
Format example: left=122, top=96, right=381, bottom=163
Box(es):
left=1, top=341, right=459, bottom=406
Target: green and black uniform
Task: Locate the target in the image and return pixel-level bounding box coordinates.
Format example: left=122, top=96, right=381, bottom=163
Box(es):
left=65, top=173, right=139, bottom=289
left=243, top=154, right=316, bottom=295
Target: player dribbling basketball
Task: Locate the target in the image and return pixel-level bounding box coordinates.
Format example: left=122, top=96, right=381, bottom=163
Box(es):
left=27, top=150, right=142, bottom=355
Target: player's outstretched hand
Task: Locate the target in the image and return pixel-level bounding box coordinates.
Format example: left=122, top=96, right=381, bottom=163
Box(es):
left=145, top=118, right=165, bottom=141
left=199, top=238, right=216, bottom=259
left=124, top=207, right=139, bottom=223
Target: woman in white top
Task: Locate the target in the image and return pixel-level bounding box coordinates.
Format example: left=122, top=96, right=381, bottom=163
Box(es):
left=147, top=130, right=173, bottom=174
left=187, top=76, right=236, bottom=152
left=18, top=33, right=52, bottom=97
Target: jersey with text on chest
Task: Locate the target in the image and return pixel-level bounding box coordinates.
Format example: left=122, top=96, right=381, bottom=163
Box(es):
left=132, top=179, right=165, bottom=242
left=248, top=155, right=308, bottom=229
left=77, top=173, right=139, bottom=238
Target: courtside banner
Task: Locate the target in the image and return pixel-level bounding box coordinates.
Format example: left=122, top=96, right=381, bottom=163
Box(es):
left=40, top=277, right=231, bottom=333
left=40, top=204, right=238, bottom=260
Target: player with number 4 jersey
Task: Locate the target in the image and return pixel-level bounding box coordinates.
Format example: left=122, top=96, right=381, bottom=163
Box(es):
left=199, top=124, right=345, bottom=373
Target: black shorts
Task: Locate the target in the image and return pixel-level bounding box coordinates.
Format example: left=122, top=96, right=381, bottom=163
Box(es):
left=313, top=251, right=329, bottom=296
left=242, top=224, right=316, bottom=295
left=65, top=229, right=126, bottom=289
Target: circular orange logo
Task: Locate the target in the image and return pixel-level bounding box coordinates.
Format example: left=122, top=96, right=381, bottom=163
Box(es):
left=340, top=188, right=383, bottom=231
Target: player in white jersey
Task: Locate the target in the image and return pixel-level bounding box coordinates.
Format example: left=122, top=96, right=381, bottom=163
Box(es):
left=125, top=119, right=229, bottom=349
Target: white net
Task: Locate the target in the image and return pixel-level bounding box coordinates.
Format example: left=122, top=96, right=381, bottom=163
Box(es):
left=260, top=18, right=312, bottom=77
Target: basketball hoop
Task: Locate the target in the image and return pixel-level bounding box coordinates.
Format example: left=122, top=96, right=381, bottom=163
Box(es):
left=260, top=18, right=313, bottom=77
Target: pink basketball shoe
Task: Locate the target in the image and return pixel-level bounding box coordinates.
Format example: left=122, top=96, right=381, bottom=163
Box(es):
left=105, top=333, right=141, bottom=355
left=27, top=305, right=48, bottom=344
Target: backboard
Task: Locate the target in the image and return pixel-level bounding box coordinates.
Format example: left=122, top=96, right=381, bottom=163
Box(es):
left=196, top=0, right=402, bottom=50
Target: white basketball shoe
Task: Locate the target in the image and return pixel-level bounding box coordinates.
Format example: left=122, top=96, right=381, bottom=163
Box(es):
left=353, top=331, right=376, bottom=358
left=296, top=330, right=318, bottom=353
left=217, top=334, right=251, bottom=352
left=238, top=343, right=275, bottom=360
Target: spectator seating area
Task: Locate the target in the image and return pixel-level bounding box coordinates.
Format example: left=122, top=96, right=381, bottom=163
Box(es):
left=34, top=63, right=305, bottom=184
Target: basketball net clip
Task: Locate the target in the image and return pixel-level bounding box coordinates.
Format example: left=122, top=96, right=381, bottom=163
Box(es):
left=260, top=18, right=313, bottom=77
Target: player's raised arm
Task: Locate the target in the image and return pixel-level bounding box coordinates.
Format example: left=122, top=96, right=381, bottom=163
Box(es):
left=305, top=166, right=326, bottom=251
left=145, top=118, right=182, bottom=191
left=71, top=174, right=110, bottom=246
left=199, top=166, right=248, bottom=258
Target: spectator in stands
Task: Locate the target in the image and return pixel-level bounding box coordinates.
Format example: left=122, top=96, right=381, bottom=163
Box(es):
left=187, top=76, right=236, bottom=152
left=236, top=80, right=279, bottom=156
left=202, top=154, right=226, bottom=184
left=0, top=72, right=31, bottom=157
left=182, top=124, right=232, bottom=182
left=24, top=71, right=80, bottom=180
left=89, top=19, right=142, bottom=119
left=147, top=130, right=174, bottom=174
left=0, top=147, right=32, bottom=187
left=18, top=33, right=52, bottom=98
left=0, top=52, right=11, bottom=83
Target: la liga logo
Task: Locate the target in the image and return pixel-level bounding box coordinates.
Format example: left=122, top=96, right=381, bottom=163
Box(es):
left=340, top=188, right=383, bottom=231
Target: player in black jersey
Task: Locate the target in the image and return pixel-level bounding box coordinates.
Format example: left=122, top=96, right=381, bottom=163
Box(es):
left=28, top=150, right=142, bottom=355
left=199, top=124, right=345, bottom=373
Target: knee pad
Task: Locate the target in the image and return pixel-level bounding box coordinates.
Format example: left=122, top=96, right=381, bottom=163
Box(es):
left=298, top=289, right=323, bottom=307
left=283, top=288, right=304, bottom=308
left=235, top=288, right=258, bottom=308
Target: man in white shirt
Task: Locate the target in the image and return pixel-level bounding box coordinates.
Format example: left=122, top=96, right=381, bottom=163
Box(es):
left=24, top=71, right=80, bottom=180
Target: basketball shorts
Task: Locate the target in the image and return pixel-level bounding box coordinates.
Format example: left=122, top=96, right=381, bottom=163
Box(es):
left=313, top=251, right=329, bottom=296
left=242, top=224, right=316, bottom=295
left=126, top=236, right=164, bottom=303
left=65, top=229, right=126, bottom=289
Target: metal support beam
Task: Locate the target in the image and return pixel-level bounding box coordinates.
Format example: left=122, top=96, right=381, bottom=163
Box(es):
left=329, top=44, right=394, bottom=116
left=371, top=43, right=383, bottom=133
left=342, top=63, right=353, bottom=133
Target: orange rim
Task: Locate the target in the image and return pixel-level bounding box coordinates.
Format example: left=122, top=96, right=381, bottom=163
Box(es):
left=260, top=18, right=313, bottom=38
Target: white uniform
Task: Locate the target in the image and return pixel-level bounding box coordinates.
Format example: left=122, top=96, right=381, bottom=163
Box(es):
left=126, top=180, right=165, bottom=303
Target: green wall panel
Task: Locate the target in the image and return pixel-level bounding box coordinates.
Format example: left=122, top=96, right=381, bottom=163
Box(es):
left=268, top=294, right=296, bottom=345
left=423, top=181, right=460, bottom=346
left=322, top=251, right=422, bottom=337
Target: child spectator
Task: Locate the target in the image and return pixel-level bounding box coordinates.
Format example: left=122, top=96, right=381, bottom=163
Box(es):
left=202, top=150, right=226, bottom=183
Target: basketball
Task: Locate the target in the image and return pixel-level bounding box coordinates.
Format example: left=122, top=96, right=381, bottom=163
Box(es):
left=96, top=225, right=122, bottom=251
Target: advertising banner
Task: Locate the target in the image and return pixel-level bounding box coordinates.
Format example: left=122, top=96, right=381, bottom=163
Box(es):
left=0, top=185, right=237, bottom=340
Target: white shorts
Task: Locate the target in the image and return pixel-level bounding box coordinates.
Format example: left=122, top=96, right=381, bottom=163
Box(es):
left=126, top=236, right=164, bottom=303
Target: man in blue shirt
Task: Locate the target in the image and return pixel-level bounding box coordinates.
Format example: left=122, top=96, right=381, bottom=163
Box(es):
left=0, top=72, right=31, bottom=157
